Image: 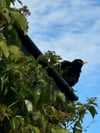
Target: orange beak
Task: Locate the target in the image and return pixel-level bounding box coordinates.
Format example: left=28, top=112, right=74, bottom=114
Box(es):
left=82, top=61, right=88, bottom=64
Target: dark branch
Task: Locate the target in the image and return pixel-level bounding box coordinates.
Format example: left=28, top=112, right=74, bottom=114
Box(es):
left=15, top=26, right=79, bottom=102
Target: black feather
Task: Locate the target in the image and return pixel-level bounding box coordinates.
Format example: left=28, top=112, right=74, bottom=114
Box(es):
left=61, top=59, right=85, bottom=87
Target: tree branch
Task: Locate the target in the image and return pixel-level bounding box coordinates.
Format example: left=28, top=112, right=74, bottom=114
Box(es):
left=15, top=26, right=79, bottom=102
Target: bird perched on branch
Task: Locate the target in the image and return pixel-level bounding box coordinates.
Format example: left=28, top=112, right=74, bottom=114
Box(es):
left=61, top=59, right=88, bottom=87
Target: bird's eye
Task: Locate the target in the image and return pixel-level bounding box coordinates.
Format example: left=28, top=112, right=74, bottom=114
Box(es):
left=76, top=60, right=82, bottom=64
left=79, top=61, right=82, bottom=64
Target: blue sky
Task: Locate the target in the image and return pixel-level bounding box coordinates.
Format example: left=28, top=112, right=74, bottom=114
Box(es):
left=17, top=0, right=100, bottom=132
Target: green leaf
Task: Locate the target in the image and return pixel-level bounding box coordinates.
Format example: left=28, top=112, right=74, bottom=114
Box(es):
left=8, top=45, right=22, bottom=60
left=8, top=45, right=21, bottom=53
left=24, top=99, right=33, bottom=112
left=79, top=107, right=86, bottom=121
left=11, top=9, right=28, bottom=33
left=37, top=54, right=48, bottom=67
left=87, top=105, right=98, bottom=118
left=0, top=104, right=12, bottom=122
left=1, top=8, right=11, bottom=23
left=0, top=40, right=9, bottom=57
left=87, top=97, right=98, bottom=107
left=19, top=124, right=40, bottom=133
left=32, top=126, right=40, bottom=133
left=51, top=127, right=69, bottom=133
left=3, top=26, right=22, bottom=47
left=57, top=91, right=65, bottom=103
left=0, top=0, right=7, bottom=8
left=11, top=116, right=24, bottom=130
left=39, top=113, right=47, bottom=130
left=74, top=121, right=82, bottom=129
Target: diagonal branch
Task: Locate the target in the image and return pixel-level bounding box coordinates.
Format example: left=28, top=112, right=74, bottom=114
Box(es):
left=15, top=26, right=79, bottom=102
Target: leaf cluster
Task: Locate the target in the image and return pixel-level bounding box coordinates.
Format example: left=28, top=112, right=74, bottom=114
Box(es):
left=0, top=49, right=69, bottom=133
left=38, top=51, right=62, bottom=67
left=0, top=49, right=98, bottom=133
left=66, top=98, right=98, bottom=133
left=0, top=0, right=28, bottom=49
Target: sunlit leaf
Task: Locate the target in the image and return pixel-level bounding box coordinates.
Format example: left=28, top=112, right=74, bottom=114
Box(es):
left=0, top=0, right=7, bottom=8
left=11, top=9, right=28, bottom=33
left=32, top=126, right=40, bottom=133
left=57, top=91, right=65, bottom=103
left=11, top=115, right=24, bottom=130
left=51, top=127, right=69, bottom=133
left=24, top=99, right=33, bottom=112
left=8, top=45, right=22, bottom=60
left=0, top=40, right=9, bottom=57
left=0, top=104, right=12, bottom=122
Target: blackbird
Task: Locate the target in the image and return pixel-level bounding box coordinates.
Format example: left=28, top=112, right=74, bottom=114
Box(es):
left=61, top=59, right=88, bottom=87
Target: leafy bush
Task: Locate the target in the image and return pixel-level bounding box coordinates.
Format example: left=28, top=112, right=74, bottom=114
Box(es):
left=0, top=49, right=98, bottom=133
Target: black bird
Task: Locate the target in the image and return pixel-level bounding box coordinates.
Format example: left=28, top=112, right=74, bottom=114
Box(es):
left=61, top=59, right=88, bottom=87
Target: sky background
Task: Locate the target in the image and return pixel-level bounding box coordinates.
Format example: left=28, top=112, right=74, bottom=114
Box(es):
left=16, top=0, right=100, bottom=132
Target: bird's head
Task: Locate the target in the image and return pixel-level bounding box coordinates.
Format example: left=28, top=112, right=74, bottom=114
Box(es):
left=72, top=59, right=88, bottom=68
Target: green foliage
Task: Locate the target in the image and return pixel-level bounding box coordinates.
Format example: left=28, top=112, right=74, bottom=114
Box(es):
left=38, top=50, right=62, bottom=67
left=0, top=48, right=98, bottom=133
left=38, top=51, right=62, bottom=74
left=0, top=0, right=28, bottom=48
left=66, top=97, right=98, bottom=132
left=0, top=49, right=66, bottom=132
left=0, top=104, right=12, bottom=122
left=0, top=0, right=22, bottom=8
left=0, top=0, right=98, bottom=133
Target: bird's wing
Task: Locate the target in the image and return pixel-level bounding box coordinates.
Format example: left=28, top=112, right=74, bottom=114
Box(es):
left=61, top=60, right=71, bottom=69
left=62, top=66, right=78, bottom=86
